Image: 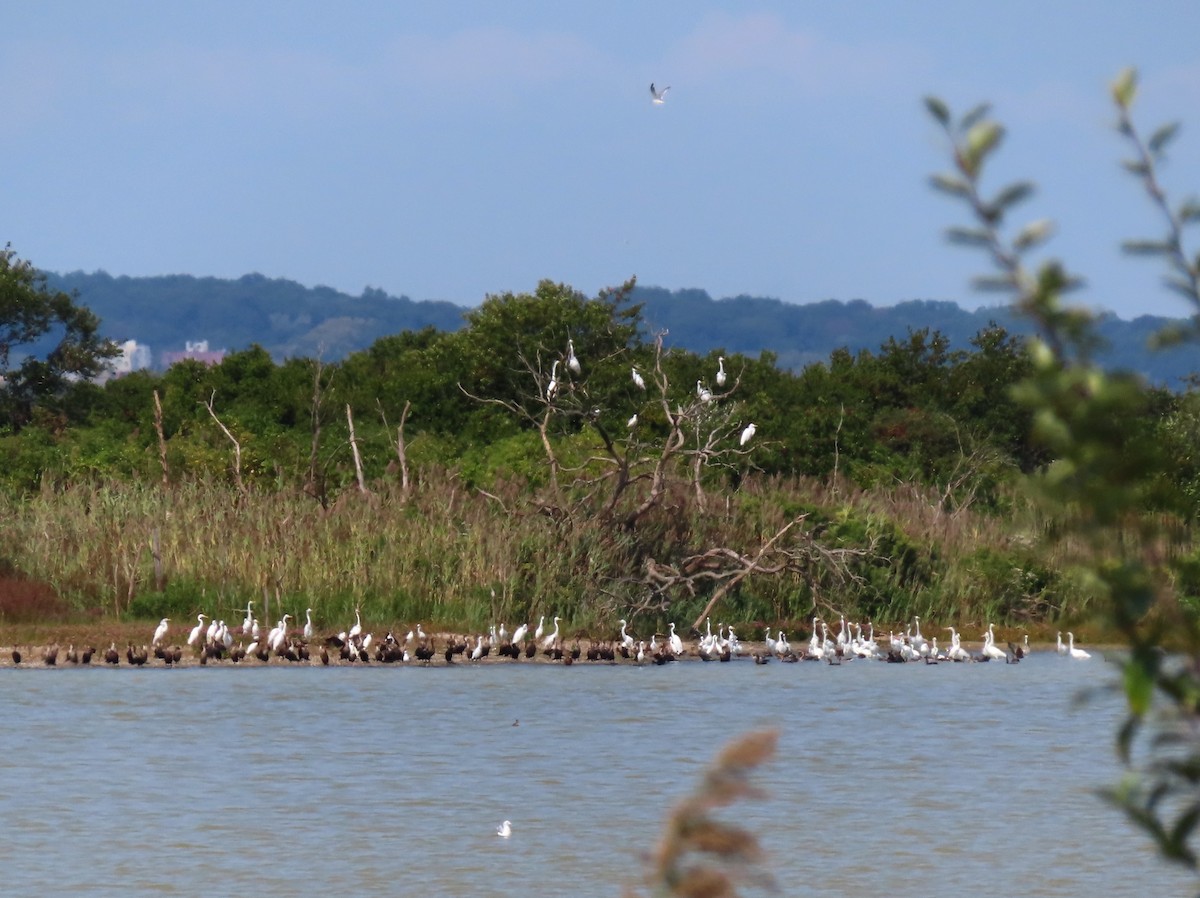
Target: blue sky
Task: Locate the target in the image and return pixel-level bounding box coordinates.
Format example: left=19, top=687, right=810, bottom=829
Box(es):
left=2, top=1, right=1199, bottom=320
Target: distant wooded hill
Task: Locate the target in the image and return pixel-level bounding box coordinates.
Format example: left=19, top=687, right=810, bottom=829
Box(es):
left=48, top=270, right=1198, bottom=388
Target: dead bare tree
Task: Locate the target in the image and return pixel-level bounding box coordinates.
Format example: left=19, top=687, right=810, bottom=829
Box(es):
left=202, top=390, right=245, bottom=495
left=346, top=404, right=368, bottom=493
left=378, top=398, right=413, bottom=493
left=152, top=389, right=169, bottom=487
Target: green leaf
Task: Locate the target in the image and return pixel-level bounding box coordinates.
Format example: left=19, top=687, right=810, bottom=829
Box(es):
left=1014, top=219, right=1055, bottom=252
left=1148, top=122, right=1180, bottom=156
left=1124, top=657, right=1154, bottom=716
left=1112, top=67, right=1138, bottom=109
left=1122, top=239, right=1175, bottom=256
left=965, top=121, right=1004, bottom=167
left=923, top=96, right=950, bottom=127
left=1178, top=198, right=1200, bottom=223
left=971, top=274, right=1018, bottom=293
left=991, top=181, right=1035, bottom=211
left=928, top=173, right=972, bottom=197
left=945, top=226, right=993, bottom=247
left=959, top=102, right=992, bottom=131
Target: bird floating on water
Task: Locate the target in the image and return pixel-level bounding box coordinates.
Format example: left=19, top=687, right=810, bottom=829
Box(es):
left=1067, top=632, right=1091, bottom=659
left=498, top=820, right=512, bottom=838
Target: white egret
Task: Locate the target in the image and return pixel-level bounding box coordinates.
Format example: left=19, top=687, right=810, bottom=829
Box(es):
left=241, top=601, right=254, bottom=633
left=567, top=339, right=581, bottom=375
left=740, top=423, right=756, bottom=446
left=511, top=622, right=528, bottom=645
left=471, top=635, right=484, bottom=661
left=632, top=366, right=646, bottom=390
left=152, top=618, right=170, bottom=647
left=534, top=615, right=545, bottom=641
left=349, top=608, right=363, bottom=641
left=668, top=622, right=683, bottom=656
left=546, top=359, right=560, bottom=401
left=205, top=616, right=221, bottom=645
left=303, top=608, right=314, bottom=640
left=627, top=413, right=638, bottom=428
left=649, top=83, right=670, bottom=104
left=187, top=614, right=207, bottom=647
left=497, top=820, right=512, bottom=838
left=618, top=618, right=635, bottom=651
left=696, top=380, right=713, bottom=403
left=1067, top=632, right=1092, bottom=660
left=716, top=356, right=726, bottom=387
left=541, top=616, right=561, bottom=649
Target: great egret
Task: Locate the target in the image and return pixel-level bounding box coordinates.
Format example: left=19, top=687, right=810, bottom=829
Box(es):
left=567, top=339, right=581, bottom=375
left=241, top=601, right=254, bottom=634
left=650, top=83, right=670, bottom=104
left=546, top=359, right=560, bottom=401
left=303, top=608, right=314, bottom=641
left=627, top=413, right=638, bottom=428
left=152, top=618, right=170, bottom=647
left=498, top=820, right=512, bottom=838
left=632, top=366, right=645, bottom=390
left=187, top=614, right=207, bottom=647
left=1067, top=632, right=1092, bottom=659
left=668, top=622, right=683, bottom=656
left=696, top=380, right=713, bottom=403
left=349, top=608, right=363, bottom=641
left=618, top=619, right=635, bottom=651
left=740, top=423, right=756, bottom=446
left=716, top=356, right=726, bottom=387
left=511, top=622, right=528, bottom=645
left=542, top=616, right=561, bottom=649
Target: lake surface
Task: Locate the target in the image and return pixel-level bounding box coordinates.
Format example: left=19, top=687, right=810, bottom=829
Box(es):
left=1, top=650, right=1192, bottom=896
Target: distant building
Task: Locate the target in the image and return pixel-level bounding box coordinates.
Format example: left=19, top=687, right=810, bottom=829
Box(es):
left=112, top=339, right=153, bottom=375
left=161, top=340, right=227, bottom=368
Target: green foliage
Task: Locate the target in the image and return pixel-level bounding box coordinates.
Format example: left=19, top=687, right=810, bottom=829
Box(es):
left=930, top=69, right=1200, bottom=878
left=0, top=244, right=120, bottom=431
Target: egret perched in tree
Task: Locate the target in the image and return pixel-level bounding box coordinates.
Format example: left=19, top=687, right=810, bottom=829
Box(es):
left=696, top=380, right=713, bottom=403
left=546, top=359, right=560, bottom=401
left=567, top=339, right=581, bottom=375
left=716, top=356, right=726, bottom=387
left=627, top=413, right=638, bottom=428
left=740, top=423, right=756, bottom=446
left=649, top=83, right=670, bottom=104
left=632, top=366, right=645, bottom=390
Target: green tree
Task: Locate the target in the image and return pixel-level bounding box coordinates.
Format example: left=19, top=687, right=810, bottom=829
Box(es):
left=0, top=244, right=119, bottom=431
left=928, top=68, right=1200, bottom=879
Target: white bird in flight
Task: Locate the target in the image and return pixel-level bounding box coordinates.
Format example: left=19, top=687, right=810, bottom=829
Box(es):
left=740, top=423, right=756, bottom=446
left=650, top=83, right=670, bottom=104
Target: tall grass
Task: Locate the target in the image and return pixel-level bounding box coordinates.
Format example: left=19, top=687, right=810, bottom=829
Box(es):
left=0, top=466, right=1129, bottom=636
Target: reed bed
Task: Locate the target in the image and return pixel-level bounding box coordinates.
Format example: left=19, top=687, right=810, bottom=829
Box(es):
left=0, top=467, right=1128, bottom=636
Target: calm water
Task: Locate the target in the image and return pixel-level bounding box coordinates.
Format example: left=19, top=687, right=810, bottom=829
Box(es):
left=0, top=651, right=1192, bottom=896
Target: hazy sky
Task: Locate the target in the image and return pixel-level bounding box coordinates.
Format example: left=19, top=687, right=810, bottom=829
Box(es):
left=3, top=1, right=1199, bottom=319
